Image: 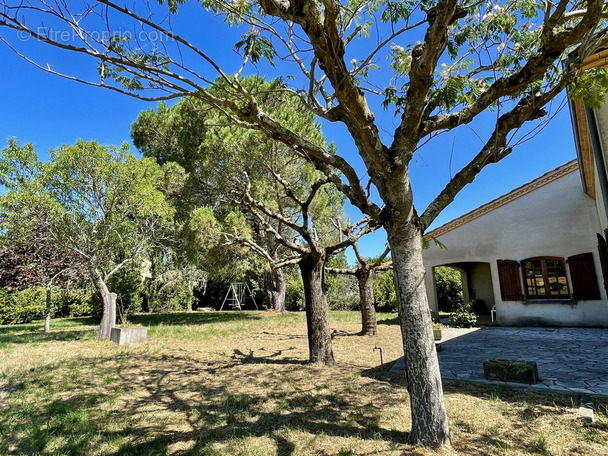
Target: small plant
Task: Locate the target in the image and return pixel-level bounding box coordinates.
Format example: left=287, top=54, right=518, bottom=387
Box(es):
left=489, top=392, right=501, bottom=402
left=483, top=359, right=539, bottom=384
left=448, top=301, right=478, bottom=328
left=534, top=433, right=550, bottom=455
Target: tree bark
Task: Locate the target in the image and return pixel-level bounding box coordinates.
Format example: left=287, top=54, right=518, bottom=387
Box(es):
left=265, top=267, right=286, bottom=312
left=186, top=283, right=194, bottom=312
left=299, top=250, right=334, bottom=365
left=356, top=269, right=377, bottom=336
left=44, top=285, right=52, bottom=333
left=91, top=268, right=117, bottom=340
left=386, top=220, right=451, bottom=447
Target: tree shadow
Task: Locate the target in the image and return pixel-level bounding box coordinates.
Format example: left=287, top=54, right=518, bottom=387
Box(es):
left=1, top=351, right=411, bottom=456
left=377, top=316, right=399, bottom=326
left=0, top=316, right=98, bottom=334
left=128, top=311, right=264, bottom=327
left=230, top=348, right=308, bottom=366
left=0, top=328, right=96, bottom=345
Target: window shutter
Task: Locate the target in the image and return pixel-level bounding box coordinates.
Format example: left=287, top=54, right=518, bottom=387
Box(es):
left=567, top=252, right=601, bottom=300
left=597, top=233, right=608, bottom=296
left=497, top=260, right=523, bottom=301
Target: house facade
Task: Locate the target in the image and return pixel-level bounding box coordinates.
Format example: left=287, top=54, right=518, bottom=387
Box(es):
left=423, top=49, right=608, bottom=327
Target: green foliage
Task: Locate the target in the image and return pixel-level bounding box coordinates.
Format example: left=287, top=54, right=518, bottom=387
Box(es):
left=0, top=287, right=97, bottom=325
left=131, top=76, right=345, bottom=286
left=373, top=270, right=396, bottom=312
left=434, top=266, right=463, bottom=312
left=284, top=266, right=305, bottom=311
left=448, top=301, right=478, bottom=328
left=326, top=274, right=359, bottom=311
left=142, top=249, right=208, bottom=312
left=107, top=263, right=144, bottom=323
left=570, top=68, right=608, bottom=109
left=235, top=33, right=276, bottom=67
left=0, top=140, right=179, bottom=318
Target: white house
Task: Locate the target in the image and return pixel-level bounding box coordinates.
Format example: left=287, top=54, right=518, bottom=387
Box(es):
left=423, top=48, right=608, bottom=327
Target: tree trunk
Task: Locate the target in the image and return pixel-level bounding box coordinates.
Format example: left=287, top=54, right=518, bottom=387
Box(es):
left=386, top=220, right=451, bottom=447
left=357, top=269, right=377, bottom=336
left=44, top=286, right=52, bottom=333
left=186, top=284, right=193, bottom=312
left=90, top=269, right=117, bottom=340
left=265, top=267, right=286, bottom=312
left=299, top=250, right=334, bottom=365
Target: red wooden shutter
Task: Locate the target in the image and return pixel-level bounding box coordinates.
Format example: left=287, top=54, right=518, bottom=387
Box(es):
left=567, top=252, right=601, bottom=300
left=597, top=233, right=608, bottom=296
left=497, top=260, right=523, bottom=301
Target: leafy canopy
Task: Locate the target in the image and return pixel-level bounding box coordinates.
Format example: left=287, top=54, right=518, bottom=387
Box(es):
left=0, top=139, right=178, bottom=278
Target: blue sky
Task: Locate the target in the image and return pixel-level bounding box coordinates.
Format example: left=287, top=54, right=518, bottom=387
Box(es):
left=0, top=4, right=578, bottom=263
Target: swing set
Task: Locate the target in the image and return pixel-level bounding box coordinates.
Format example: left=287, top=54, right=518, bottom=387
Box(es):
left=220, top=282, right=259, bottom=311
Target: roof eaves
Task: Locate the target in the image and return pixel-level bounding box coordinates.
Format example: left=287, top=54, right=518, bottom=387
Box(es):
left=425, top=160, right=579, bottom=240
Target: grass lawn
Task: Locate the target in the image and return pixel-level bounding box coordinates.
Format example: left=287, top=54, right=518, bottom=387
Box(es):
left=0, top=311, right=606, bottom=455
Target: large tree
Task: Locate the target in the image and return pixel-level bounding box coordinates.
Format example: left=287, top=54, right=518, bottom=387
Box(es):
left=0, top=139, right=177, bottom=340
left=131, top=78, right=331, bottom=311
left=1, top=0, right=607, bottom=447
left=193, top=173, right=374, bottom=364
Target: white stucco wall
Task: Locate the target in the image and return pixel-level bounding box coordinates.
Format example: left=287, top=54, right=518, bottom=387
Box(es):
left=593, top=96, right=608, bottom=229
left=424, top=169, right=608, bottom=326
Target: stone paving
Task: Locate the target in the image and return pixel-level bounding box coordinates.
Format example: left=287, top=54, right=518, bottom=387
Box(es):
left=390, top=326, right=608, bottom=397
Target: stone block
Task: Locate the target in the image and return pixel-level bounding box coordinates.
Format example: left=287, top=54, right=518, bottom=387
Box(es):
left=110, top=327, right=148, bottom=345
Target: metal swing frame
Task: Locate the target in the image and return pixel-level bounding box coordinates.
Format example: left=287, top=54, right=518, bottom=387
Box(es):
left=220, top=282, right=259, bottom=310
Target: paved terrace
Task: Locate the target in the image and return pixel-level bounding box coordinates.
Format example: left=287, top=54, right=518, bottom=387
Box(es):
left=391, top=326, right=608, bottom=397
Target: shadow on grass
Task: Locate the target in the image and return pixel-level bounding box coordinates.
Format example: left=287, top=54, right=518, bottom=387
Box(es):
left=230, top=348, right=308, bottom=366
left=0, top=317, right=99, bottom=334
left=0, top=328, right=96, bottom=345
left=128, top=311, right=264, bottom=327
left=377, top=316, right=399, bottom=326
left=0, top=352, right=410, bottom=456
left=0, top=313, right=264, bottom=346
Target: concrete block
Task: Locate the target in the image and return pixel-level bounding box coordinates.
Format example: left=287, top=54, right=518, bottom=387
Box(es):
left=579, top=395, right=595, bottom=423
left=110, top=327, right=148, bottom=345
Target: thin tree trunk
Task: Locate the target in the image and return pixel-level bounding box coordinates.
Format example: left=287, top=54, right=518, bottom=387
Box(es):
left=90, top=268, right=117, bottom=340
left=274, top=268, right=286, bottom=312
left=187, top=283, right=193, bottom=312
left=44, top=285, right=52, bottom=333
left=387, top=220, right=451, bottom=447
left=299, top=250, right=334, bottom=365
left=357, top=270, right=377, bottom=336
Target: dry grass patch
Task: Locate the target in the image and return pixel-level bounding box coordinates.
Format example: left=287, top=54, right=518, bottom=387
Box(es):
left=0, top=311, right=606, bottom=455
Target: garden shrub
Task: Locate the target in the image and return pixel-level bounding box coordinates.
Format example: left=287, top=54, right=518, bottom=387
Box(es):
left=448, top=301, right=478, bottom=328
left=0, top=287, right=98, bottom=325
left=284, top=268, right=305, bottom=311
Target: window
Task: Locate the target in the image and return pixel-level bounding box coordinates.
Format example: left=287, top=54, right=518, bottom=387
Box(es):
left=498, top=253, right=601, bottom=302
left=523, top=257, right=570, bottom=299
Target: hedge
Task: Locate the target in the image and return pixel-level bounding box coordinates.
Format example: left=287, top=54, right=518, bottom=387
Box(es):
left=0, top=287, right=99, bottom=325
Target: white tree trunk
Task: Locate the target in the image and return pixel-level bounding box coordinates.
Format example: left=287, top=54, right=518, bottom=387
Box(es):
left=387, top=220, right=451, bottom=447
left=44, top=286, right=52, bottom=333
